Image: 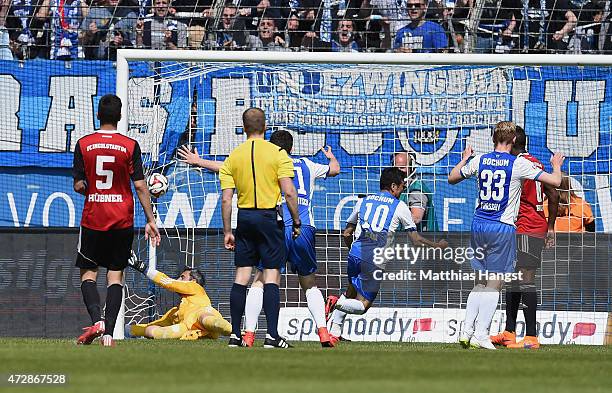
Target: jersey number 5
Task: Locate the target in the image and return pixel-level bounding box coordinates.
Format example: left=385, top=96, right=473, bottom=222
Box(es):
left=96, top=155, right=115, bottom=190
left=480, top=169, right=506, bottom=201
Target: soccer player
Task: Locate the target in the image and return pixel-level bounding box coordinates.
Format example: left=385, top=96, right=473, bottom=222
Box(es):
left=241, top=130, right=340, bottom=348
left=73, top=94, right=160, bottom=347
left=392, top=151, right=438, bottom=231
left=326, top=167, right=447, bottom=341
left=126, top=257, right=232, bottom=340
left=219, top=108, right=301, bottom=349
left=448, top=121, right=564, bottom=350
left=490, top=126, right=559, bottom=349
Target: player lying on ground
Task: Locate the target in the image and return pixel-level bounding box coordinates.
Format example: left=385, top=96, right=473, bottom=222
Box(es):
left=73, top=94, right=161, bottom=347
left=127, top=256, right=232, bottom=340
left=241, top=130, right=340, bottom=348
left=448, top=121, right=564, bottom=350
left=326, top=167, right=447, bottom=342
left=490, top=126, right=559, bottom=350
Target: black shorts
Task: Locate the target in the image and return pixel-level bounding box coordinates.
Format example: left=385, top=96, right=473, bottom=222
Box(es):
left=235, top=209, right=286, bottom=269
left=516, top=234, right=545, bottom=269
left=76, top=226, right=134, bottom=271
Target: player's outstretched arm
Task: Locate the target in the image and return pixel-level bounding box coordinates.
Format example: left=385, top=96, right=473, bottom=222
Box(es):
left=534, top=153, right=565, bottom=188
left=177, top=145, right=224, bottom=173
left=321, top=146, right=340, bottom=177
left=280, top=177, right=301, bottom=238
left=134, top=180, right=161, bottom=246
left=448, top=145, right=473, bottom=185
left=128, top=252, right=202, bottom=295
left=343, top=223, right=357, bottom=249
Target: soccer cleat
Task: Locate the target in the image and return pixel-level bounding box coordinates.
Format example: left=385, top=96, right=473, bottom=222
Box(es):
left=242, top=331, right=255, bottom=348
left=228, top=334, right=248, bottom=347
left=490, top=330, right=516, bottom=347
left=328, top=334, right=341, bottom=347
left=77, top=320, right=105, bottom=345
left=470, top=336, right=496, bottom=350
left=325, top=295, right=339, bottom=322
left=317, top=327, right=335, bottom=348
left=507, top=336, right=540, bottom=349
left=458, top=331, right=473, bottom=349
left=263, top=334, right=293, bottom=349
left=99, top=334, right=115, bottom=347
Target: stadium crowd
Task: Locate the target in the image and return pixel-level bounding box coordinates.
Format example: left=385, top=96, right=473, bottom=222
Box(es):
left=0, top=0, right=609, bottom=59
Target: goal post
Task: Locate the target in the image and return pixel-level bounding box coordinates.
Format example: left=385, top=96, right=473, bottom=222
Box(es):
left=115, top=50, right=612, bottom=344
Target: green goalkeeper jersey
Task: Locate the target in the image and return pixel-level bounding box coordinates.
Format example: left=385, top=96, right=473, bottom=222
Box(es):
left=400, top=179, right=438, bottom=232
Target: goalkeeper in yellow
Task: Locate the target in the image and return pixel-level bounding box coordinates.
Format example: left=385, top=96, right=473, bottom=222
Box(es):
left=126, top=255, right=232, bottom=340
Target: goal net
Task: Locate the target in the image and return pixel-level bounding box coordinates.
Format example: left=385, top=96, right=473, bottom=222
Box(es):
left=116, top=51, right=612, bottom=345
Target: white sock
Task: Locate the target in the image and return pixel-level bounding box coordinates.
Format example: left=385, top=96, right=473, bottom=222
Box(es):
left=329, top=309, right=346, bottom=336
left=463, top=288, right=481, bottom=334
left=336, top=297, right=366, bottom=315
left=475, top=289, right=500, bottom=339
left=305, top=287, right=326, bottom=329
left=244, top=286, right=263, bottom=332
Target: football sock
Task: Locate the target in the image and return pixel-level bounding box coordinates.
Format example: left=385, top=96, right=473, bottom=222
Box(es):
left=505, top=282, right=521, bottom=333
left=475, top=289, right=500, bottom=339
left=230, top=283, right=248, bottom=337
left=462, top=286, right=482, bottom=334
left=152, top=323, right=188, bottom=339
left=80, top=279, right=101, bottom=324
left=329, top=309, right=347, bottom=337
left=335, top=298, right=366, bottom=315
left=305, top=287, right=326, bottom=328
left=129, top=324, right=146, bottom=337
left=200, top=315, right=233, bottom=336
left=263, top=283, right=281, bottom=338
left=244, top=286, right=264, bottom=332
left=521, top=283, right=538, bottom=337
left=104, top=283, right=123, bottom=336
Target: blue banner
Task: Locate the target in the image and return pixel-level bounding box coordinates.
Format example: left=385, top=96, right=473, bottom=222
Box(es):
left=1, top=61, right=611, bottom=231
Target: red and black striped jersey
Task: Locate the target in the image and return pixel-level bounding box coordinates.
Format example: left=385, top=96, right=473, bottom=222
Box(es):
left=516, top=152, right=548, bottom=237
left=73, top=130, right=144, bottom=231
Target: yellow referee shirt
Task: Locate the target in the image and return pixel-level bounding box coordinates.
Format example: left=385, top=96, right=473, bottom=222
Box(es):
left=219, top=138, right=294, bottom=209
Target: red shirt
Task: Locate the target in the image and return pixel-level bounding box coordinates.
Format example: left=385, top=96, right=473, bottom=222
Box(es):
left=515, top=152, right=548, bottom=236
left=73, top=130, right=144, bottom=231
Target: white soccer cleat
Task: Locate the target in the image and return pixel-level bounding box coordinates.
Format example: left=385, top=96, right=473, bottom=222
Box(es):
left=458, top=331, right=473, bottom=349
left=470, top=336, right=496, bottom=350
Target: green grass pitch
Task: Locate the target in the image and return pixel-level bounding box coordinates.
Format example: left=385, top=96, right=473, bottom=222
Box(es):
left=1, top=339, right=610, bottom=393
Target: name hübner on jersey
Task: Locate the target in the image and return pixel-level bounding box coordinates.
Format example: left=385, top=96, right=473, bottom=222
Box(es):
left=373, top=269, right=522, bottom=282
left=88, top=193, right=124, bottom=202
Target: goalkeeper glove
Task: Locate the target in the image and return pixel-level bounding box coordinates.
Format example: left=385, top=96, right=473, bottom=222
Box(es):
left=128, top=250, right=147, bottom=273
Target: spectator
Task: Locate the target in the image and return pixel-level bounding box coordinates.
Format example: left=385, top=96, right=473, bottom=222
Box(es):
left=357, top=0, right=391, bottom=51
left=331, top=18, right=361, bottom=51
left=6, top=0, right=49, bottom=59
left=136, top=0, right=187, bottom=49
left=239, top=0, right=285, bottom=32
left=394, top=0, right=447, bottom=53
left=369, top=0, right=408, bottom=36
left=80, top=0, right=138, bottom=59
left=105, top=26, right=133, bottom=60
left=569, top=0, right=604, bottom=53
left=1, top=0, right=13, bottom=59
left=36, top=0, right=85, bottom=60
left=283, top=10, right=303, bottom=49
left=246, top=16, right=288, bottom=50
left=207, top=2, right=247, bottom=49
left=507, top=0, right=576, bottom=53
left=299, top=7, right=332, bottom=50
left=544, top=174, right=595, bottom=232
left=471, top=0, right=516, bottom=53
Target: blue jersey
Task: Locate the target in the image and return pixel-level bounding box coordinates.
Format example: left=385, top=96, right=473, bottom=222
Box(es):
left=50, top=0, right=82, bottom=60
left=460, top=151, right=543, bottom=226
left=393, top=21, right=447, bottom=53
left=282, top=157, right=329, bottom=228
left=347, top=191, right=416, bottom=268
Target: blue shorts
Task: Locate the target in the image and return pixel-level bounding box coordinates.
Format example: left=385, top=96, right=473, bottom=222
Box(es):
left=285, top=225, right=317, bottom=276
left=347, top=254, right=381, bottom=302
left=470, top=217, right=516, bottom=274
left=235, top=209, right=286, bottom=269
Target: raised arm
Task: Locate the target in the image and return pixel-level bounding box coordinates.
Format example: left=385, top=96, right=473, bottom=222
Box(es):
left=177, top=145, right=224, bottom=173
left=128, top=254, right=202, bottom=296
left=533, top=153, right=565, bottom=188
left=448, top=145, right=474, bottom=185
left=321, top=146, right=340, bottom=177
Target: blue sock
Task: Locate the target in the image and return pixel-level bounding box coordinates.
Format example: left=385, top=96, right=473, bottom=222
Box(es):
left=230, top=283, right=247, bottom=337
left=263, top=283, right=280, bottom=338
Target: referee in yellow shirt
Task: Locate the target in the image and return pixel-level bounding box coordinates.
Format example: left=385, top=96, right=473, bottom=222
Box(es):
left=219, top=107, right=301, bottom=348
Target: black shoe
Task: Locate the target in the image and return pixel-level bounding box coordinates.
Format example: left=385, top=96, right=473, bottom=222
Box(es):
left=228, top=334, right=247, bottom=347
left=263, top=334, right=293, bottom=349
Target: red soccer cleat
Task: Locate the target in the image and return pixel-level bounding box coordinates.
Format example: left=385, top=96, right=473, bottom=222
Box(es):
left=490, top=330, right=516, bottom=347
left=242, top=331, right=255, bottom=348
left=317, top=327, right=335, bottom=348
left=325, top=295, right=339, bottom=322
left=99, top=334, right=115, bottom=347
left=77, top=320, right=105, bottom=345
